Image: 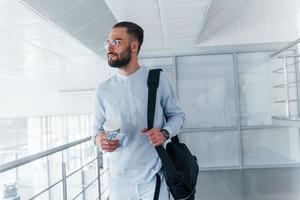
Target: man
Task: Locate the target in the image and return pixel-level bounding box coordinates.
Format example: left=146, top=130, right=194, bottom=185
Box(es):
left=93, top=21, right=185, bottom=200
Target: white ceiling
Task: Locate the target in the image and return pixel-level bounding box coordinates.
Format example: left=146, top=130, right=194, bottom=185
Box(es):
left=21, top=0, right=211, bottom=54
left=22, top=0, right=117, bottom=55
left=19, top=0, right=300, bottom=55
left=104, top=0, right=210, bottom=49
left=198, top=0, right=300, bottom=45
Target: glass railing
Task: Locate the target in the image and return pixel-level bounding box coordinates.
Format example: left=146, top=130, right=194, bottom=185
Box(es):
left=0, top=136, right=108, bottom=200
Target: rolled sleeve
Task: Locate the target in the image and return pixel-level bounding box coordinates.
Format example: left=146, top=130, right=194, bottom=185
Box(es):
left=161, top=72, right=185, bottom=138
left=92, top=85, right=106, bottom=144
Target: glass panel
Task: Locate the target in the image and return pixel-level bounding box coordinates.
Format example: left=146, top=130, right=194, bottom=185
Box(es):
left=237, top=51, right=298, bottom=125
left=140, top=57, right=177, bottom=93
left=0, top=118, right=28, bottom=162
left=48, top=153, right=63, bottom=200
left=139, top=57, right=173, bottom=67
left=177, top=54, right=236, bottom=128
left=181, top=130, right=239, bottom=168
left=48, top=183, right=62, bottom=200
left=8, top=158, right=49, bottom=200
left=82, top=162, right=98, bottom=200
left=242, top=127, right=300, bottom=166
left=67, top=171, right=82, bottom=200
left=238, top=52, right=273, bottom=126
left=64, top=143, right=98, bottom=200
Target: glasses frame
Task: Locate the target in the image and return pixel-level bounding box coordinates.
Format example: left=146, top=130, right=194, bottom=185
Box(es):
left=104, top=39, right=121, bottom=50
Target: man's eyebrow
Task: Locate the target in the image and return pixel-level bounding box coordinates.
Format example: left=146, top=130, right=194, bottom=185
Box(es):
left=107, top=38, right=123, bottom=41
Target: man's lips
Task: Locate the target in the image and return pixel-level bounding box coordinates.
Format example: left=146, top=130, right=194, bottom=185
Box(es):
left=107, top=53, right=117, bottom=61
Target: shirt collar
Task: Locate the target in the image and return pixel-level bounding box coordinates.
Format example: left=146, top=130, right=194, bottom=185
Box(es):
left=116, top=66, right=145, bottom=81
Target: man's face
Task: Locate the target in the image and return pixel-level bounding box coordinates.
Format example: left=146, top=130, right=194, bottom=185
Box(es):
left=106, top=27, right=132, bottom=68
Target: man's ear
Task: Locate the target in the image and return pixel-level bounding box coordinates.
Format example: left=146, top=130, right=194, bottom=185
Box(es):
left=131, top=40, right=139, bottom=53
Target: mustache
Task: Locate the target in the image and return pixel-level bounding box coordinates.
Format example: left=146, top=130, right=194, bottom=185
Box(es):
left=107, top=52, right=117, bottom=56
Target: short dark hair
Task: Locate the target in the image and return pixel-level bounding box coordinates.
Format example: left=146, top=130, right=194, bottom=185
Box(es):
left=113, top=21, right=144, bottom=54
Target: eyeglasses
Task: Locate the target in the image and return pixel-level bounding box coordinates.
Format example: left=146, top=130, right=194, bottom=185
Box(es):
left=104, top=39, right=121, bottom=50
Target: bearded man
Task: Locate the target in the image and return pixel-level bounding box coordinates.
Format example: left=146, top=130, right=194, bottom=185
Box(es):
left=93, top=21, right=185, bottom=200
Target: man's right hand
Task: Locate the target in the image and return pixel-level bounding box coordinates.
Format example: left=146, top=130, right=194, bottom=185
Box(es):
left=95, top=132, right=119, bottom=152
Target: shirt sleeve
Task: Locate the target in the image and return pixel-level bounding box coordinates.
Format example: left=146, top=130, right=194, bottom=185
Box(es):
left=92, top=84, right=106, bottom=144
left=160, top=72, right=185, bottom=138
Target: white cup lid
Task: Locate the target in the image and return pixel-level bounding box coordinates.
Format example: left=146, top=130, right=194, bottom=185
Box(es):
left=103, top=120, right=120, bottom=132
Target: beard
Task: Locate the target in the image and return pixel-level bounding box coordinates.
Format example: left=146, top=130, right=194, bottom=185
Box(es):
left=107, top=46, right=131, bottom=68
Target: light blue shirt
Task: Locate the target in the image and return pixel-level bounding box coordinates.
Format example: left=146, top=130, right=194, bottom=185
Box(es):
left=93, top=66, right=185, bottom=183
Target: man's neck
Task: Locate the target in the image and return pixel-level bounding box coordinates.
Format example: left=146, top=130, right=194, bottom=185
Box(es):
left=118, top=59, right=140, bottom=76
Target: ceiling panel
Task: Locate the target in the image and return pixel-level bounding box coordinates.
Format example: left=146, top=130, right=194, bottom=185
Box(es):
left=0, top=29, right=43, bottom=54
left=139, top=21, right=161, bottom=33
left=30, top=36, right=93, bottom=57
left=0, top=50, right=41, bottom=71
left=22, top=0, right=117, bottom=55
left=104, top=0, right=157, bottom=9
left=145, top=32, right=164, bottom=41
left=160, top=0, right=210, bottom=6
left=142, top=41, right=164, bottom=49
left=0, top=0, right=45, bottom=25
left=0, top=21, right=64, bottom=40
left=66, top=54, right=100, bottom=69
left=163, top=19, right=204, bottom=32
left=165, top=39, right=196, bottom=48
left=23, top=0, right=82, bottom=20
left=88, top=41, right=107, bottom=56
left=73, top=13, right=116, bottom=44
left=160, top=4, right=209, bottom=21
left=53, top=0, right=110, bottom=34
left=165, top=30, right=201, bottom=41
left=108, top=7, right=161, bottom=22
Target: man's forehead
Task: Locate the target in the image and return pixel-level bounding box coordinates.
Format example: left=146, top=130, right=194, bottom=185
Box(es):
left=108, top=27, right=128, bottom=39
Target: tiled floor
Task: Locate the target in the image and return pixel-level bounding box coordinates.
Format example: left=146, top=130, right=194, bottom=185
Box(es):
left=196, top=167, right=300, bottom=200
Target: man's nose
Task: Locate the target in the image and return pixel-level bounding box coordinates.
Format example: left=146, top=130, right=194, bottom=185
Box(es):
left=107, top=43, right=114, bottom=52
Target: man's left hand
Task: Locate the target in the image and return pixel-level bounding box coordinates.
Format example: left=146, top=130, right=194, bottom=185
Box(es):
left=142, top=128, right=167, bottom=147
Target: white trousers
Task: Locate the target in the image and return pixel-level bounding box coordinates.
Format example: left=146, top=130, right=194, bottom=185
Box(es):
left=109, top=171, right=170, bottom=200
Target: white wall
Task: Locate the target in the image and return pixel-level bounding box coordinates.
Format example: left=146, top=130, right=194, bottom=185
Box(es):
left=0, top=93, right=93, bottom=118
left=0, top=65, right=111, bottom=118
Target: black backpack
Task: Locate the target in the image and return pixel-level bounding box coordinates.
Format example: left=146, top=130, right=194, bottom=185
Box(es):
left=147, top=69, right=199, bottom=200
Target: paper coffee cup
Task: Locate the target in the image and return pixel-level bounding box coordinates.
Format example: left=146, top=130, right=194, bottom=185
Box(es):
left=103, top=120, right=125, bottom=146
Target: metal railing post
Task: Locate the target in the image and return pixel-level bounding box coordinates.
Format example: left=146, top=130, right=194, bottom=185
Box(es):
left=62, top=160, right=68, bottom=200
left=46, top=156, right=52, bottom=200
left=97, top=150, right=103, bottom=200
left=283, top=56, right=291, bottom=117
left=15, top=153, right=19, bottom=181
left=80, top=148, right=86, bottom=200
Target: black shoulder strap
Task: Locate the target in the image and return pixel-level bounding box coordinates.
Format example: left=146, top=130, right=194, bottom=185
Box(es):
left=147, top=69, right=162, bottom=130
left=147, top=69, right=181, bottom=144
left=147, top=69, right=162, bottom=200
left=154, top=174, right=161, bottom=200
